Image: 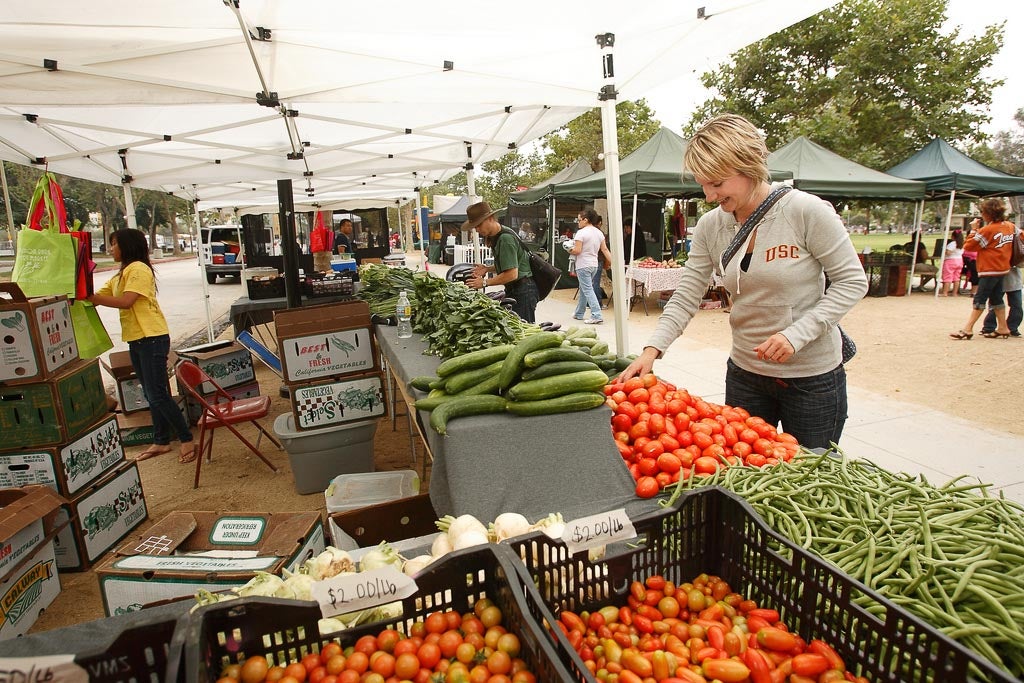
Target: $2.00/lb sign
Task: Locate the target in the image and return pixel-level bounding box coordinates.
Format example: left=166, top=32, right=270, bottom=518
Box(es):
left=311, top=565, right=417, bottom=618
left=561, top=508, right=637, bottom=556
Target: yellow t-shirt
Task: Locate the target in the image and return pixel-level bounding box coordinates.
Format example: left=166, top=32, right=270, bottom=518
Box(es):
left=95, top=261, right=169, bottom=342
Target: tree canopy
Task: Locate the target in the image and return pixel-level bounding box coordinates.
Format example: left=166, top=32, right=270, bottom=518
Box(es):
left=686, top=0, right=1004, bottom=170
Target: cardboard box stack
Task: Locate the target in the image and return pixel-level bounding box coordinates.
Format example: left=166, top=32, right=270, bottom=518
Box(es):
left=175, top=340, right=258, bottom=424
left=271, top=301, right=388, bottom=493
left=0, top=287, right=149, bottom=573
left=0, top=486, right=69, bottom=639
left=94, top=510, right=324, bottom=616
left=274, top=300, right=387, bottom=431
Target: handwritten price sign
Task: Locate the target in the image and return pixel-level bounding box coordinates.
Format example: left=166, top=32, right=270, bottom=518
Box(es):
left=311, top=566, right=417, bottom=618
left=0, top=655, right=87, bottom=683
left=561, top=508, right=637, bottom=555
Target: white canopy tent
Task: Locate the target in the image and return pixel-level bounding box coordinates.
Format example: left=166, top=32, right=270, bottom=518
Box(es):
left=0, top=0, right=838, bottom=351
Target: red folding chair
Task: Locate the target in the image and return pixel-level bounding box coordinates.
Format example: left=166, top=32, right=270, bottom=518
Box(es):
left=175, top=360, right=281, bottom=488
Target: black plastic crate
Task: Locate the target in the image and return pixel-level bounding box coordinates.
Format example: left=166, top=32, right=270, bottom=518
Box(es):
left=866, top=264, right=890, bottom=296
left=245, top=276, right=285, bottom=300
left=168, top=544, right=572, bottom=683
left=863, top=252, right=889, bottom=266
left=0, top=600, right=186, bottom=683
left=506, top=487, right=1016, bottom=683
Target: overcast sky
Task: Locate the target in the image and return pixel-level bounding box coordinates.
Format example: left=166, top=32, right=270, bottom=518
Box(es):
left=642, top=0, right=1022, bottom=137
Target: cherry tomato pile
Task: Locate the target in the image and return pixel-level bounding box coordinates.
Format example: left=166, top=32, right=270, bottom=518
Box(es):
left=553, top=573, right=866, bottom=683
left=215, top=600, right=538, bottom=683
left=603, top=374, right=801, bottom=498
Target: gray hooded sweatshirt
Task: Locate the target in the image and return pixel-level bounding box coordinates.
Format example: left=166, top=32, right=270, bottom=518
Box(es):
left=646, top=186, right=868, bottom=378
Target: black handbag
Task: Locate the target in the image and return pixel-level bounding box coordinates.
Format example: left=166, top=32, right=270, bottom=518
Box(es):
left=500, top=229, right=562, bottom=301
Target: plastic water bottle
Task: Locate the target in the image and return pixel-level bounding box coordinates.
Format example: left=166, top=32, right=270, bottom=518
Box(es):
left=396, top=290, right=412, bottom=339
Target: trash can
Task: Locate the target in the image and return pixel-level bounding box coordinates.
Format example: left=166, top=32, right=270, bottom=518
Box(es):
left=444, top=246, right=455, bottom=266
left=273, top=413, right=376, bottom=494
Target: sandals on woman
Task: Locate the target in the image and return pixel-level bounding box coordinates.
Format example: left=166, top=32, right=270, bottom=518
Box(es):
left=982, top=331, right=1011, bottom=339
left=949, top=330, right=973, bottom=340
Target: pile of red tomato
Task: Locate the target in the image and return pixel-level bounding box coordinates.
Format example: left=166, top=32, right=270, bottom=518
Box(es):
left=553, top=572, right=866, bottom=683
left=215, top=600, right=538, bottom=683
left=603, top=374, right=801, bottom=498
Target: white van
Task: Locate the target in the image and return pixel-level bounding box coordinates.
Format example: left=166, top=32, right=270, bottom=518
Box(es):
left=200, top=225, right=245, bottom=284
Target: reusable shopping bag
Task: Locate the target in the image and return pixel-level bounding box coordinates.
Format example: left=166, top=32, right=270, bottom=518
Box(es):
left=11, top=172, right=79, bottom=298
left=69, top=300, right=113, bottom=359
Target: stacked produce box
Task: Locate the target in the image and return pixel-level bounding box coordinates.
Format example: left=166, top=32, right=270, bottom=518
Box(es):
left=272, top=300, right=387, bottom=492
left=0, top=290, right=148, bottom=572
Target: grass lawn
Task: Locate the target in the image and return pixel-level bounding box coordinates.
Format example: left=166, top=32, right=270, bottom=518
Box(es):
left=848, top=233, right=918, bottom=253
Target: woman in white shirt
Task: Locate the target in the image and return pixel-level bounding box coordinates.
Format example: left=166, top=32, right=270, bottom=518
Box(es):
left=941, top=229, right=965, bottom=297
left=569, top=208, right=612, bottom=324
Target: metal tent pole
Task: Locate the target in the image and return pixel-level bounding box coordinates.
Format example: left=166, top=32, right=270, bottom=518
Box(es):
left=1, top=162, right=15, bottom=248
left=628, top=194, right=639, bottom=264
left=936, top=192, right=956, bottom=299
left=122, top=184, right=138, bottom=230
left=191, top=194, right=216, bottom=342
left=278, top=179, right=301, bottom=309
left=597, top=32, right=628, bottom=357
left=905, top=200, right=922, bottom=296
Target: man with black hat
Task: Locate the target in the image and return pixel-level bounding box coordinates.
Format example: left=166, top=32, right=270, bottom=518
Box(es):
left=463, top=201, right=539, bottom=323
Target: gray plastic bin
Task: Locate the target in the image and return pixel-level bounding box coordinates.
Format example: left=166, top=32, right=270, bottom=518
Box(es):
left=272, top=413, right=376, bottom=494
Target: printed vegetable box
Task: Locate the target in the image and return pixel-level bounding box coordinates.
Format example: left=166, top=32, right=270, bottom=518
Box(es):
left=0, top=415, right=125, bottom=497
left=0, top=486, right=67, bottom=640
left=291, top=372, right=388, bottom=431
left=0, top=358, right=109, bottom=450
left=95, top=510, right=324, bottom=616
left=53, top=461, right=147, bottom=572
left=0, top=283, right=79, bottom=386
left=175, top=340, right=255, bottom=392
left=274, top=300, right=379, bottom=385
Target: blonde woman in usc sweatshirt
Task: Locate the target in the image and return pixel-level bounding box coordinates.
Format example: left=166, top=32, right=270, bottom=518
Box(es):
left=619, top=115, right=867, bottom=449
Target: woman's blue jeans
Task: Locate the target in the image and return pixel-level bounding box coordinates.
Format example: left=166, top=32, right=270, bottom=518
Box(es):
left=574, top=266, right=603, bottom=320
left=725, top=359, right=848, bottom=450
left=129, top=334, right=193, bottom=446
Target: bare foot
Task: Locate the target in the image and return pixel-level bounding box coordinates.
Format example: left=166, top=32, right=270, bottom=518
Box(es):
left=134, top=445, right=172, bottom=462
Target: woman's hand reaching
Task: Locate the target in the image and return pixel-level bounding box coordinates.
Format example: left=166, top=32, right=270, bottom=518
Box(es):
left=617, top=346, right=660, bottom=382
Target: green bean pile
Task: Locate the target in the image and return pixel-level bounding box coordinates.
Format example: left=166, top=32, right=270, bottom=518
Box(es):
left=666, top=451, right=1024, bottom=676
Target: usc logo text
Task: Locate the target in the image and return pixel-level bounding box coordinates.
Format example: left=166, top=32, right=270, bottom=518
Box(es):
left=765, top=245, right=800, bottom=262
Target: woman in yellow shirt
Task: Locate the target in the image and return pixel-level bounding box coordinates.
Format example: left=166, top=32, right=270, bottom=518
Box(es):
left=90, top=229, right=196, bottom=463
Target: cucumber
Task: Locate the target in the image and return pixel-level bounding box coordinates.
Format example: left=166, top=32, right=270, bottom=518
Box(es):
left=593, top=358, right=616, bottom=370
left=459, top=374, right=501, bottom=396
left=497, top=331, right=564, bottom=390
left=604, top=368, right=621, bottom=380
left=429, top=395, right=507, bottom=435
left=427, top=388, right=447, bottom=398
left=520, top=360, right=602, bottom=382
left=428, top=376, right=448, bottom=390
left=569, top=337, right=600, bottom=348
left=613, top=356, right=634, bottom=371
left=436, top=344, right=515, bottom=378
left=507, top=369, right=610, bottom=402
left=590, top=341, right=609, bottom=356
left=505, top=391, right=607, bottom=416
left=570, top=328, right=598, bottom=340
left=523, top=347, right=594, bottom=367
left=414, top=394, right=455, bottom=411
left=409, top=376, right=437, bottom=392
left=445, top=360, right=504, bottom=394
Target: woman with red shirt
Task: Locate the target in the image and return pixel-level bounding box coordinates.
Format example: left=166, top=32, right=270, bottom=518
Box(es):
left=950, top=197, right=1014, bottom=339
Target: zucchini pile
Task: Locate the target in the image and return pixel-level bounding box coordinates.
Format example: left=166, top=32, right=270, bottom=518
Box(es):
left=410, top=329, right=635, bottom=435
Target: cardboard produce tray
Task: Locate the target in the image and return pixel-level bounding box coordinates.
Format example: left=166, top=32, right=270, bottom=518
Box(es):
left=506, top=486, right=1016, bottom=683
left=169, top=544, right=572, bottom=683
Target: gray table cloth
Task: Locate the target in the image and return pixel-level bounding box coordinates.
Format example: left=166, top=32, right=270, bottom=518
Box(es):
left=375, top=326, right=641, bottom=523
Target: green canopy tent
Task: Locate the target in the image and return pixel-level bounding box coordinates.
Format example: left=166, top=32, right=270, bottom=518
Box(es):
left=769, top=136, right=926, bottom=201
left=888, top=138, right=1024, bottom=297
left=508, top=159, right=595, bottom=275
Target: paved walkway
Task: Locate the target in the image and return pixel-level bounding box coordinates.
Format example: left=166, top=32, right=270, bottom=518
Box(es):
left=526, top=283, right=1024, bottom=505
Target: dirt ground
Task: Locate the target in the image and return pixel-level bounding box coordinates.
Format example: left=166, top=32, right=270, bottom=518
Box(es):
left=28, top=283, right=1024, bottom=634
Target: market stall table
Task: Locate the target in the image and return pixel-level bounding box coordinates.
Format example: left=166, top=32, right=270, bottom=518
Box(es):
left=375, top=325, right=643, bottom=523
left=627, top=265, right=685, bottom=315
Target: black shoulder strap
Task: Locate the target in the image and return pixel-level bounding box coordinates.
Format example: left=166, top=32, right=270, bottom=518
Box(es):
left=720, top=186, right=791, bottom=270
